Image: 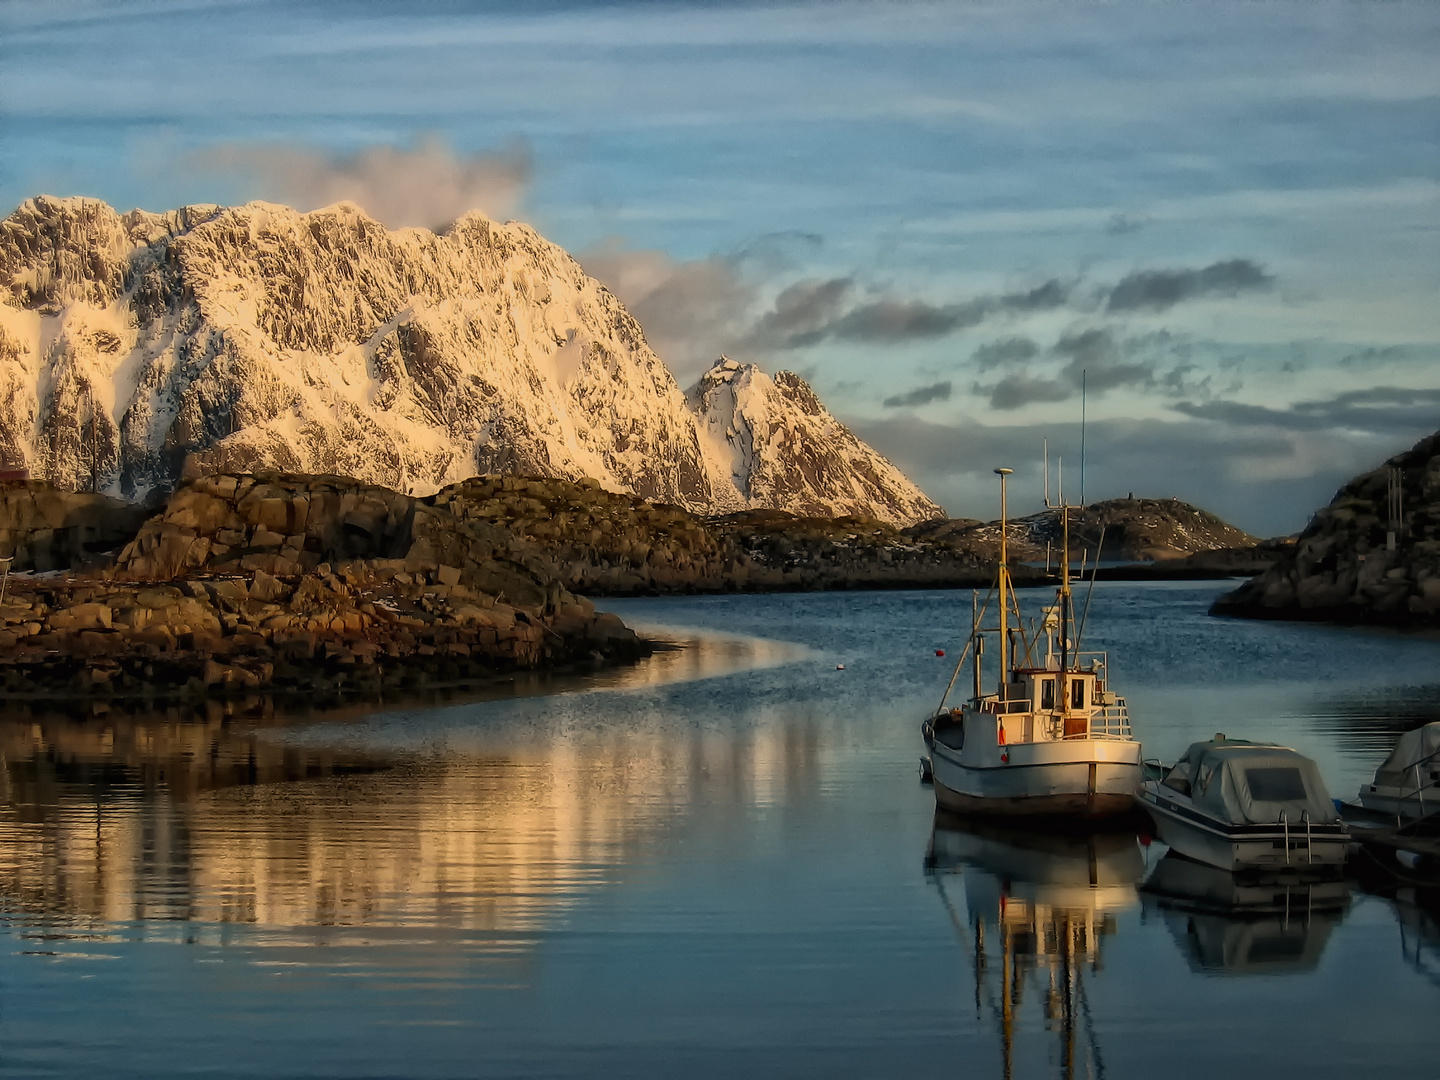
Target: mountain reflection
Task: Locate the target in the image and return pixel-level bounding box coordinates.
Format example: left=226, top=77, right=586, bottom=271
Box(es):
left=925, top=814, right=1144, bottom=1080
left=0, top=629, right=816, bottom=937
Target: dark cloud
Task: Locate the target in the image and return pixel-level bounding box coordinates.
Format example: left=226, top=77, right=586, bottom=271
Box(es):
left=831, top=299, right=988, bottom=342
left=975, top=327, right=1156, bottom=409
left=748, top=278, right=1071, bottom=350
left=1106, top=259, right=1273, bottom=313
left=972, top=336, right=1040, bottom=370
left=1105, top=212, right=1148, bottom=236
left=1340, top=345, right=1411, bottom=368
left=882, top=381, right=953, bottom=409
left=983, top=374, right=1074, bottom=410
left=1173, top=386, right=1440, bottom=434
left=847, top=414, right=1426, bottom=538
left=746, top=277, right=854, bottom=350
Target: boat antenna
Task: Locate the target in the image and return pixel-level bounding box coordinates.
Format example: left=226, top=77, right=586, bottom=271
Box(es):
left=995, top=467, right=1013, bottom=692
left=1080, top=368, right=1087, bottom=506
left=1074, top=525, right=1106, bottom=656
left=1043, top=438, right=1049, bottom=507
left=935, top=584, right=995, bottom=712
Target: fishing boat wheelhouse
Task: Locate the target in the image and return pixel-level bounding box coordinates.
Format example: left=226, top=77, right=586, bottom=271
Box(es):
left=921, top=467, right=1142, bottom=818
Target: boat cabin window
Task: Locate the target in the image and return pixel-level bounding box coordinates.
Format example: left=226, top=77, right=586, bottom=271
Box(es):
left=1040, top=678, right=1055, bottom=709
left=1071, top=679, right=1086, bottom=709
left=1162, top=767, right=1191, bottom=796
left=1246, top=767, right=1307, bottom=802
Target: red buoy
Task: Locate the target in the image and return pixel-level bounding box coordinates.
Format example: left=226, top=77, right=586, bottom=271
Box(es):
left=935, top=649, right=945, bottom=657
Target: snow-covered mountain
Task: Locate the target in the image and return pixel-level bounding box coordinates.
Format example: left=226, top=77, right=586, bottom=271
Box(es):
left=0, top=196, right=942, bottom=525
left=688, top=359, right=942, bottom=524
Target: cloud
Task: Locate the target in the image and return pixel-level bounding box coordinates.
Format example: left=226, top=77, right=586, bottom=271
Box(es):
left=747, top=277, right=1071, bottom=350
left=747, top=277, right=854, bottom=350
left=882, top=381, right=953, bottom=409
left=1172, top=386, right=1440, bottom=434
left=973, top=326, right=1156, bottom=409
left=847, top=413, right=1420, bottom=538
left=579, top=243, right=757, bottom=380
left=1105, top=212, right=1149, bottom=235
left=188, top=134, right=531, bottom=230
left=1106, top=258, right=1273, bottom=312
left=972, top=336, right=1040, bottom=370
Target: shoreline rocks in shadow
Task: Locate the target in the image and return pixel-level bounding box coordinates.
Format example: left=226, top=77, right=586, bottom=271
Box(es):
left=1212, top=429, right=1440, bottom=628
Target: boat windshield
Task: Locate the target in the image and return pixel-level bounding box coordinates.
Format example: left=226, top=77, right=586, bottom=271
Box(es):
left=1245, top=767, right=1308, bottom=802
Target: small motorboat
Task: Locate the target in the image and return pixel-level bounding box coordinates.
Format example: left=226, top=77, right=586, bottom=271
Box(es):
left=1352, top=812, right=1440, bottom=886
left=1355, top=721, right=1440, bottom=821
left=1137, top=736, right=1348, bottom=871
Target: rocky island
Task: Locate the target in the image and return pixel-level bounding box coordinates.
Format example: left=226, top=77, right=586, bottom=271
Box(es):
left=1212, top=428, right=1440, bottom=627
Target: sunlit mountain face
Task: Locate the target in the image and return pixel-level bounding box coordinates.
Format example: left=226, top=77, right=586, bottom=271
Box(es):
left=3, top=1, right=1436, bottom=536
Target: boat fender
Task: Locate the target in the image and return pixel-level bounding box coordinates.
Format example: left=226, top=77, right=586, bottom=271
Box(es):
left=919, top=756, right=934, bottom=784
left=1001, top=752, right=1009, bottom=764
left=1397, top=849, right=1425, bottom=871
left=921, top=719, right=935, bottom=748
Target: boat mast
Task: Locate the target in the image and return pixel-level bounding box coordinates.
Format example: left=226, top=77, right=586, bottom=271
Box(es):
left=995, top=467, right=1013, bottom=693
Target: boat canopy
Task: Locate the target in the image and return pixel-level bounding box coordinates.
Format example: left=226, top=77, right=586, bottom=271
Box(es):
left=1373, top=722, right=1440, bottom=789
left=1171, top=740, right=1339, bottom=827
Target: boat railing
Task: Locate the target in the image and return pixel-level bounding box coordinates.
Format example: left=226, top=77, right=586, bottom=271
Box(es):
left=1085, top=700, right=1132, bottom=739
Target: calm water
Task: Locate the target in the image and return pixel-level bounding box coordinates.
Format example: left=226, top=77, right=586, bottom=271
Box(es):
left=1, top=581, right=1437, bottom=1079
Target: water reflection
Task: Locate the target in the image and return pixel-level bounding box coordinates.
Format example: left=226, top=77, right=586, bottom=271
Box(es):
left=924, top=814, right=1144, bottom=1080
left=1140, top=853, right=1351, bottom=975
left=0, top=631, right=822, bottom=946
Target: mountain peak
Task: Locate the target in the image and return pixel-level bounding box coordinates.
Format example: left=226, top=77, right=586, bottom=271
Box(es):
left=0, top=198, right=941, bottom=526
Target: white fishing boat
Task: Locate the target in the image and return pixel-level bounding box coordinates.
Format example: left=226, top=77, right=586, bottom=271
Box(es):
left=1355, top=721, right=1440, bottom=820
left=1138, top=737, right=1349, bottom=871
left=920, top=467, right=1142, bottom=818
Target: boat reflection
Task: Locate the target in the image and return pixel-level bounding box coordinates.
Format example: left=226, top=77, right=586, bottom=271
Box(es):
left=924, top=813, right=1144, bottom=1080
left=1140, top=852, right=1351, bottom=975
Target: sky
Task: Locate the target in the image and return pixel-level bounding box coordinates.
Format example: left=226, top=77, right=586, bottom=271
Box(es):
left=1, top=0, right=1437, bottom=535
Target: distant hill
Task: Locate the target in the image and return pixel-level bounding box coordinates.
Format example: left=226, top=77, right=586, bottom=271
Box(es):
left=909, top=497, right=1257, bottom=565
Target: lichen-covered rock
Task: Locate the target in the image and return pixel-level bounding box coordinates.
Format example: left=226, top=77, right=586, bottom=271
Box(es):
left=0, top=481, right=151, bottom=571
left=1212, top=429, right=1440, bottom=626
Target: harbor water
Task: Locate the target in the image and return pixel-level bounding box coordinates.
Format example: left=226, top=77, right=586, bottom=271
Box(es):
left=1, top=581, right=1436, bottom=1078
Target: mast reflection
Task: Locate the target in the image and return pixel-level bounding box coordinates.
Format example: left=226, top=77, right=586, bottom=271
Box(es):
left=925, top=812, right=1144, bottom=1080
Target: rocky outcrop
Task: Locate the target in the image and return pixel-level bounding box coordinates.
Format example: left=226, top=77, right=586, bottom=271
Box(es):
left=0, top=196, right=940, bottom=525
left=687, top=358, right=943, bottom=525
left=0, top=471, right=648, bottom=701
left=0, top=481, right=151, bottom=571
left=1212, top=430, right=1440, bottom=626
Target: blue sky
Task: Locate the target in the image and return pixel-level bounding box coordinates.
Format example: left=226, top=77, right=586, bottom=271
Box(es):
left=2, top=0, right=1437, bottom=533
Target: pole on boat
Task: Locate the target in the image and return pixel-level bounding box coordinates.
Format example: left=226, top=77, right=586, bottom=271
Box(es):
left=995, top=468, right=1012, bottom=695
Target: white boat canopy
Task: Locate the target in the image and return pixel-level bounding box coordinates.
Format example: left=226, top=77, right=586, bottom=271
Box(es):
left=1166, top=740, right=1339, bottom=827
left=1372, top=722, right=1440, bottom=790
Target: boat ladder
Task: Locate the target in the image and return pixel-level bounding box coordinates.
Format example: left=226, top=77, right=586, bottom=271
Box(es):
left=1279, top=812, right=1314, bottom=865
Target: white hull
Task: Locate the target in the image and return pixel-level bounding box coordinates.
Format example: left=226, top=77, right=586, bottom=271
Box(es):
left=929, top=737, right=1142, bottom=818
left=1357, top=785, right=1436, bottom=821
left=1139, top=783, right=1349, bottom=872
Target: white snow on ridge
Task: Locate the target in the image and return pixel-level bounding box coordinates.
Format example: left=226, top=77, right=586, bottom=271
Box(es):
left=0, top=196, right=942, bottom=525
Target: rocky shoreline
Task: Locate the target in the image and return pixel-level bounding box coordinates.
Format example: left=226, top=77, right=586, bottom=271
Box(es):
left=1211, top=429, right=1440, bottom=628
left=0, top=469, right=1283, bottom=704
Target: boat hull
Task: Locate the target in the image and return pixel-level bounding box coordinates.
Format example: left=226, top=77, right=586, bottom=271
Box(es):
left=1356, top=786, right=1435, bottom=821
left=929, top=737, right=1141, bottom=819
left=1138, top=784, right=1349, bottom=872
